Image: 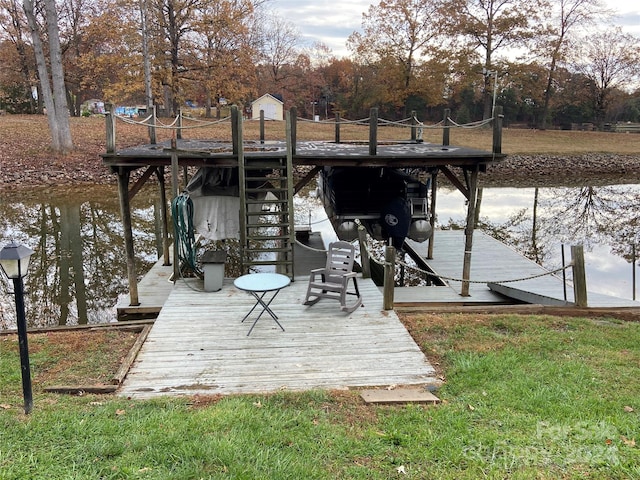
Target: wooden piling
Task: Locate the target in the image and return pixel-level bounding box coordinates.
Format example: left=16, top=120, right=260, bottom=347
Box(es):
left=231, top=106, right=240, bottom=156
left=290, top=107, right=297, bottom=155
left=149, top=105, right=157, bottom=145
left=461, top=166, right=479, bottom=297
left=260, top=109, right=265, bottom=143
left=571, top=245, right=588, bottom=307
left=358, top=226, right=371, bottom=279
left=105, top=105, right=115, bottom=154
left=383, top=245, right=395, bottom=310
left=335, top=112, right=341, bottom=143
left=369, top=108, right=378, bottom=156
left=442, top=108, right=450, bottom=146
left=116, top=169, right=140, bottom=306
left=155, top=167, right=171, bottom=266
left=493, top=106, right=503, bottom=154
left=410, top=110, right=417, bottom=141
left=427, top=170, right=437, bottom=259
left=170, top=138, right=179, bottom=281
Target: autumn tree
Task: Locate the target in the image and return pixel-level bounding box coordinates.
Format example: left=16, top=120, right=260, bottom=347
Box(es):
left=76, top=1, right=144, bottom=105
left=185, top=0, right=257, bottom=117
left=347, top=0, right=449, bottom=116
left=572, top=28, right=640, bottom=128
left=447, top=0, right=547, bottom=119
left=0, top=0, right=36, bottom=112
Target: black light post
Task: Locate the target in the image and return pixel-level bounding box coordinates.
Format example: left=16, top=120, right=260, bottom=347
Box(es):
left=0, top=241, right=35, bottom=414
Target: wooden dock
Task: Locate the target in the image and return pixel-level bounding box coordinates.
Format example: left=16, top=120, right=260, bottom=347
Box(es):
left=118, top=276, right=438, bottom=399
left=399, top=230, right=639, bottom=308
left=116, top=257, right=173, bottom=319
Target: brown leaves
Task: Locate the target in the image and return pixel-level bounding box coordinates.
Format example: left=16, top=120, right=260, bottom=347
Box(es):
left=621, top=436, right=636, bottom=447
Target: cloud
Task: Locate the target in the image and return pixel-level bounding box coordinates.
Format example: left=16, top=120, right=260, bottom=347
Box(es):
left=267, top=0, right=369, bottom=56
left=267, top=0, right=640, bottom=58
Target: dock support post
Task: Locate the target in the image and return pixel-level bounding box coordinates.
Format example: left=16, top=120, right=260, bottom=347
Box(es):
left=116, top=169, right=140, bottom=306
left=460, top=166, right=479, bottom=297
left=105, top=105, right=115, bottom=153
left=358, top=226, right=371, bottom=279
left=177, top=109, right=183, bottom=140
left=442, top=108, right=450, bottom=146
left=149, top=105, right=157, bottom=145
left=383, top=245, right=395, bottom=310
left=571, top=245, right=588, bottom=307
left=238, top=107, right=248, bottom=274
left=410, top=110, right=417, bottom=141
left=335, top=112, right=341, bottom=143
left=260, top=110, right=265, bottom=143
left=170, top=138, right=179, bottom=281
left=493, top=106, right=503, bottom=154
left=369, top=108, right=378, bottom=156
left=427, top=170, right=438, bottom=259
left=156, top=167, right=171, bottom=266
left=231, top=106, right=240, bottom=156
left=290, top=107, right=297, bottom=155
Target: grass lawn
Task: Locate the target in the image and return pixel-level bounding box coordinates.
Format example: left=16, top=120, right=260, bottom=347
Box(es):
left=0, top=314, right=638, bottom=479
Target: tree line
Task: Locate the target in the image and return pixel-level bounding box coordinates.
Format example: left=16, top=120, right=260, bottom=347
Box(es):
left=1, top=0, right=639, bottom=150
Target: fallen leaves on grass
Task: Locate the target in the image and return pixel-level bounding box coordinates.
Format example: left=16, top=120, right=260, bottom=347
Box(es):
left=621, top=436, right=636, bottom=447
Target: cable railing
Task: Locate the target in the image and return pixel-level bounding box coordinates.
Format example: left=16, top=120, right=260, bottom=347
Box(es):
left=105, top=104, right=503, bottom=155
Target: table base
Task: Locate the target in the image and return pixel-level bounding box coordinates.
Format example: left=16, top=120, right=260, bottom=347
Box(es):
left=242, top=290, right=285, bottom=336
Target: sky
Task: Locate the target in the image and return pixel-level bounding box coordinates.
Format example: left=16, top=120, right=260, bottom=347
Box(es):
left=267, top=0, right=640, bottom=58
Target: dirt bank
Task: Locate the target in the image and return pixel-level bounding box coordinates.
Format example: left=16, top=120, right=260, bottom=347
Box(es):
left=3, top=152, right=639, bottom=190
left=481, top=153, right=640, bottom=187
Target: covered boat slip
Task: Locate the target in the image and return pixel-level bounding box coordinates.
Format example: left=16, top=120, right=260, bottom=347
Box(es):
left=102, top=106, right=506, bottom=307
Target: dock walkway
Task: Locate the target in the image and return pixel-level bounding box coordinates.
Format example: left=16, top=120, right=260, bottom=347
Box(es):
left=119, top=276, right=438, bottom=399
left=400, top=230, right=639, bottom=308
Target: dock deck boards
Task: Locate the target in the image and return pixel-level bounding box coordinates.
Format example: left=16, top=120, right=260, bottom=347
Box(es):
left=118, top=277, right=438, bottom=399
left=116, top=257, right=174, bottom=318
left=401, top=230, right=639, bottom=308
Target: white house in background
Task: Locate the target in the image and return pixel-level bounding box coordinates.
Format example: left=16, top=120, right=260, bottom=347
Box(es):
left=251, top=94, right=284, bottom=120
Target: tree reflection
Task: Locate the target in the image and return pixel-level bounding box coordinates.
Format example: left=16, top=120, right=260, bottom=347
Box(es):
left=0, top=187, right=158, bottom=329
left=532, top=185, right=637, bottom=271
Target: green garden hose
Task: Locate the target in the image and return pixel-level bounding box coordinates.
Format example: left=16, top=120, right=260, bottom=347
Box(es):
left=171, top=193, right=202, bottom=277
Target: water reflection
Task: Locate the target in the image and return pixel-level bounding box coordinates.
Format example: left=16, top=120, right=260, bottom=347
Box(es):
left=0, top=186, right=158, bottom=329
left=1, top=181, right=638, bottom=329
left=438, top=183, right=640, bottom=300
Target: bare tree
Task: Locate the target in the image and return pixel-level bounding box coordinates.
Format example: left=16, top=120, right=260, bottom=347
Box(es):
left=23, top=0, right=73, bottom=153
left=535, top=0, right=607, bottom=129
left=257, top=14, right=301, bottom=88
left=573, top=27, right=640, bottom=128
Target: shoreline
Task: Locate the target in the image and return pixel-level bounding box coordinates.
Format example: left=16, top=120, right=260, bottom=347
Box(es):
left=2, top=153, right=640, bottom=191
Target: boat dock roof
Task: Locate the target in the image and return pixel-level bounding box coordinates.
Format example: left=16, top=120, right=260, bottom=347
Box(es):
left=102, top=139, right=504, bottom=169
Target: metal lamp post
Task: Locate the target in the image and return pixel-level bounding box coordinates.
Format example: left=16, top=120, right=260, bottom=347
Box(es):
left=0, top=241, right=35, bottom=414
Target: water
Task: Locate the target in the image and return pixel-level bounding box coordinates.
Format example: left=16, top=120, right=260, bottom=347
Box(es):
left=0, top=185, right=159, bottom=329
left=436, top=185, right=640, bottom=300
left=1, top=182, right=639, bottom=329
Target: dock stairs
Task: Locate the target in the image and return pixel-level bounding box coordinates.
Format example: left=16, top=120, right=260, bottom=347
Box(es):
left=238, top=152, right=295, bottom=277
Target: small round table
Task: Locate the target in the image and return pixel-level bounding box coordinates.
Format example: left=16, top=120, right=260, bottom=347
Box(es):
left=233, top=273, right=291, bottom=336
